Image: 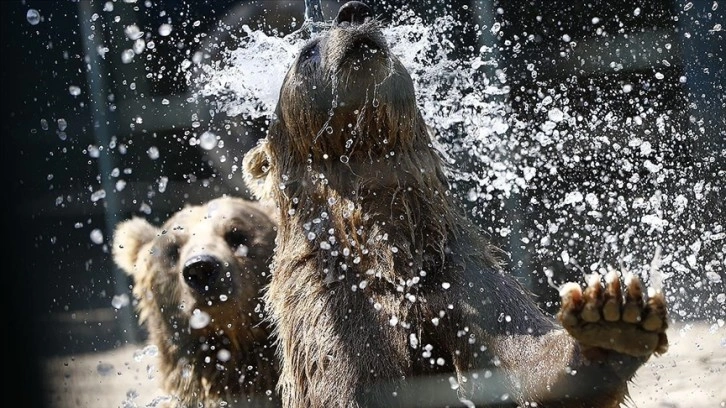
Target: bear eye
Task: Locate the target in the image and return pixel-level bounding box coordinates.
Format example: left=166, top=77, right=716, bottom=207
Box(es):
left=225, top=227, right=249, bottom=252
left=165, top=243, right=180, bottom=266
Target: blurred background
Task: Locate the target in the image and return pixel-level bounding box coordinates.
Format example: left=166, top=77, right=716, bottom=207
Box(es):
left=2, top=1, right=723, bottom=407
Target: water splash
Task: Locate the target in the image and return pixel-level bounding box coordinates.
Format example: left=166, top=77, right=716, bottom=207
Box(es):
left=190, top=25, right=301, bottom=119
left=186, top=7, right=724, bottom=320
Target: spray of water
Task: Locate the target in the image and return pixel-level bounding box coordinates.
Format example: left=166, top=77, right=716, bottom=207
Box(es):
left=187, top=7, right=724, bottom=323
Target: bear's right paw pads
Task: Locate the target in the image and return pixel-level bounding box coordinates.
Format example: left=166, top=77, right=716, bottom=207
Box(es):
left=557, top=271, right=668, bottom=358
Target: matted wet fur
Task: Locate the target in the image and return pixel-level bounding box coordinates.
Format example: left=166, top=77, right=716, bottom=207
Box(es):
left=243, top=2, right=668, bottom=407
left=112, top=197, right=280, bottom=407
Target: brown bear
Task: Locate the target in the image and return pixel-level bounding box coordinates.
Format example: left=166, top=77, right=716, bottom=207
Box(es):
left=242, top=2, right=668, bottom=407
left=112, top=196, right=280, bottom=407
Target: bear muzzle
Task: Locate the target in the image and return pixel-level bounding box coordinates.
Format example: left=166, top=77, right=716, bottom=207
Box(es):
left=182, top=254, right=228, bottom=298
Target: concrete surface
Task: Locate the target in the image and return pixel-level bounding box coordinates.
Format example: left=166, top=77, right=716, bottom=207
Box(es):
left=41, top=320, right=725, bottom=408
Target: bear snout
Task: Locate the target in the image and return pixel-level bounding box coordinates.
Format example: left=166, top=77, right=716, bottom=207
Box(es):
left=335, top=1, right=372, bottom=26
left=182, top=254, right=223, bottom=295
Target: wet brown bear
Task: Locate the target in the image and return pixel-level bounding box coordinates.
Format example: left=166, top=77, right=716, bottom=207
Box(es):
left=242, top=2, right=668, bottom=407
left=112, top=196, right=280, bottom=407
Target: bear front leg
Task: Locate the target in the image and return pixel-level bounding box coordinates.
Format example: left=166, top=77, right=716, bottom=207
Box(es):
left=478, top=271, right=670, bottom=407
left=558, top=271, right=669, bottom=375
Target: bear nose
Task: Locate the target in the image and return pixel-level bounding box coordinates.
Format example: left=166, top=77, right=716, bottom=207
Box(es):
left=335, top=1, right=372, bottom=25
left=183, top=254, right=222, bottom=294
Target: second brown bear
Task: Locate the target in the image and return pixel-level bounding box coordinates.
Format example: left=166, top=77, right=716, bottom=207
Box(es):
left=113, top=196, right=279, bottom=407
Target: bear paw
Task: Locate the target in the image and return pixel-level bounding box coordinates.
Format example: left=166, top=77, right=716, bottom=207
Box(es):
left=557, top=271, right=669, bottom=358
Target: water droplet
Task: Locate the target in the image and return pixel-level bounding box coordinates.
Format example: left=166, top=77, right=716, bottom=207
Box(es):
left=124, top=24, right=144, bottom=40
left=68, top=85, right=81, bottom=96
left=90, top=189, right=106, bottom=203
left=90, top=228, right=104, bottom=244
left=182, top=365, right=192, bottom=379
left=26, top=9, right=40, bottom=25
left=190, top=309, right=211, bottom=329
left=563, top=191, right=583, bottom=205
left=96, top=362, right=114, bottom=376
left=147, top=146, right=160, bottom=160
left=121, top=49, right=135, bottom=64
left=158, top=23, right=172, bottom=36
left=235, top=245, right=249, bottom=257
left=706, top=272, right=722, bottom=284
left=115, top=179, right=127, bottom=192
left=547, top=107, right=564, bottom=123
left=157, top=176, right=168, bottom=193
left=199, top=131, right=217, bottom=150
left=409, top=333, right=419, bottom=348
left=144, top=345, right=158, bottom=357
left=87, top=145, right=100, bottom=158
left=111, top=293, right=129, bottom=309
left=133, top=38, right=146, bottom=54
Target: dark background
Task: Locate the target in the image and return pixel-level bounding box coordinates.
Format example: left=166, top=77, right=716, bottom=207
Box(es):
left=2, top=1, right=723, bottom=406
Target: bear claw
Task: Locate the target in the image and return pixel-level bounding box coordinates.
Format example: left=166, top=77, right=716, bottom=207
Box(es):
left=557, top=272, right=669, bottom=357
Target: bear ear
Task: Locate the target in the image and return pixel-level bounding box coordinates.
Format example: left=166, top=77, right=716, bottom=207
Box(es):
left=112, top=217, right=158, bottom=277
left=242, top=139, right=273, bottom=200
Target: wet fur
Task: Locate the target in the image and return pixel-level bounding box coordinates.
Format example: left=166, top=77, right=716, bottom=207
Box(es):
left=244, top=18, right=648, bottom=408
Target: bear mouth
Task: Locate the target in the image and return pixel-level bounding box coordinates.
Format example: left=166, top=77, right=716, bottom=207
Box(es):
left=327, top=21, right=389, bottom=76
left=325, top=23, right=393, bottom=104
